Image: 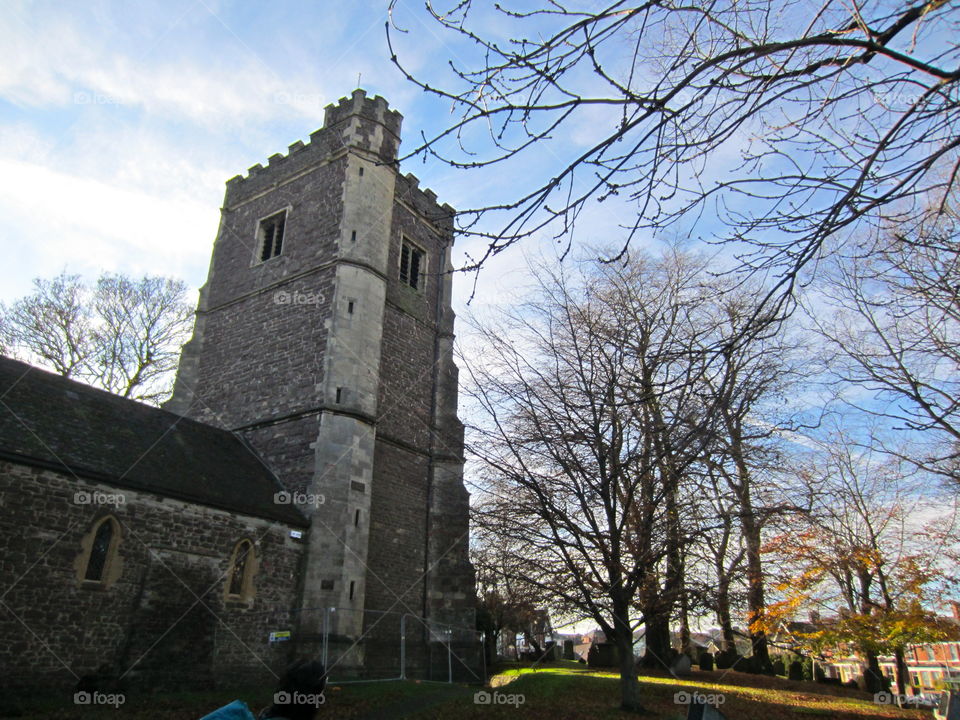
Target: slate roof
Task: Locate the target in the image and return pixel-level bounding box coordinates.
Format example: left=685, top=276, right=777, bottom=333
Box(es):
left=0, top=356, right=308, bottom=526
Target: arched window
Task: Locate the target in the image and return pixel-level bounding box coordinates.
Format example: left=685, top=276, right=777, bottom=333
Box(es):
left=226, top=539, right=256, bottom=600
left=78, top=516, right=121, bottom=586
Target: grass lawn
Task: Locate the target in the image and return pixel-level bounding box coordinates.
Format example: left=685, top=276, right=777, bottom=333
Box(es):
left=0, top=662, right=933, bottom=719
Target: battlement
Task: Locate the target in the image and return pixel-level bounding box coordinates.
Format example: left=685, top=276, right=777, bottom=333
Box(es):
left=225, top=89, right=405, bottom=203
left=396, top=172, right=456, bottom=233
left=322, top=88, right=402, bottom=138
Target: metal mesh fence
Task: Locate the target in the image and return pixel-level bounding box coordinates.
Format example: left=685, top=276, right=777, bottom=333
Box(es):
left=212, top=607, right=485, bottom=686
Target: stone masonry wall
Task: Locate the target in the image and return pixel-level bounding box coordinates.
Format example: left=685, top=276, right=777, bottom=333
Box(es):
left=0, top=462, right=305, bottom=694
left=365, top=172, right=475, bottom=635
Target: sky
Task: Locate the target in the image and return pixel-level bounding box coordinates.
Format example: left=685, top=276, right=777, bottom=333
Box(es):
left=0, top=0, right=562, bottom=315
left=3, top=1, right=955, bottom=635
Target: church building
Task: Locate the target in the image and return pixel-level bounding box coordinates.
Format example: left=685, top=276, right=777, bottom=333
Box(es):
left=0, top=89, right=476, bottom=695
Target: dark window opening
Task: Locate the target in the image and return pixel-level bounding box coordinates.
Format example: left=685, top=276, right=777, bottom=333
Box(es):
left=229, top=540, right=252, bottom=596
left=84, top=520, right=114, bottom=581
left=259, top=211, right=286, bottom=262
left=354, top=509, right=360, bottom=527
left=349, top=580, right=355, bottom=600
left=335, top=387, right=342, bottom=403
left=399, top=241, right=424, bottom=290
left=347, top=301, right=354, bottom=314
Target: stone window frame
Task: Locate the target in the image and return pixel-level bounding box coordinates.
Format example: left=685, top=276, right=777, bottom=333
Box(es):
left=398, top=236, right=427, bottom=292
left=224, top=538, right=258, bottom=603
left=75, top=515, right=123, bottom=589
left=252, top=206, right=292, bottom=265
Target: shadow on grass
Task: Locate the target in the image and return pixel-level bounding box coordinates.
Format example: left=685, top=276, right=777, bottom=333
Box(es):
left=0, top=666, right=926, bottom=720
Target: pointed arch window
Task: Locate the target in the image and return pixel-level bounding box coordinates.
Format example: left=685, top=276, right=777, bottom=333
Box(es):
left=78, top=516, right=121, bottom=587
left=226, top=539, right=256, bottom=600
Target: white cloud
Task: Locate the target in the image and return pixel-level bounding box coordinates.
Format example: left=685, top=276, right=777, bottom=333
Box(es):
left=0, top=157, right=217, bottom=302
left=0, top=3, right=340, bottom=129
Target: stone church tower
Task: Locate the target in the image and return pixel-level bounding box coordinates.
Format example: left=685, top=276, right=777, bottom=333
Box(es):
left=166, top=90, right=474, bottom=658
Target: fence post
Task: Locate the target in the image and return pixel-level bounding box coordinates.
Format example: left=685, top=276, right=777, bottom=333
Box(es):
left=447, top=627, right=453, bottom=683
left=400, top=614, right=406, bottom=680
left=322, top=607, right=329, bottom=670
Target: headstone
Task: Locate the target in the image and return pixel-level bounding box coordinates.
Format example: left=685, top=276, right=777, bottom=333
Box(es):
left=715, top=649, right=738, bottom=670
left=698, top=652, right=714, bottom=671
left=935, top=690, right=960, bottom=720
left=788, top=660, right=803, bottom=681
left=686, top=698, right=728, bottom=720
left=587, top=642, right=618, bottom=668
left=671, top=653, right=692, bottom=677
left=562, top=640, right=575, bottom=660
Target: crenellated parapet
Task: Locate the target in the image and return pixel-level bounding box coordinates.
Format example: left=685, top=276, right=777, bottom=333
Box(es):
left=394, top=172, right=456, bottom=236
left=225, top=89, right=404, bottom=206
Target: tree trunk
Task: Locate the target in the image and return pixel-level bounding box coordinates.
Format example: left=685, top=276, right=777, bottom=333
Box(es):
left=716, top=581, right=736, bottom=652
left=863, top=649, right=884, bottom=694
left=612, top=599, right=644, bottom=713
left=725, top=411, right=772, bottom=673
left=679, top=591, right=691, bottom=657
left=640, top=611, right=671, bottom=669
left=740, top=494, right=771, bottom=672
left=894, top=648, right=908, bottom=700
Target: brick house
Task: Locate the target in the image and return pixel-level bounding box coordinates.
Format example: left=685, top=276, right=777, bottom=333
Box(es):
left=0, top=90, right=476, bottom=694
left=774, top=605, right=960, bottom=690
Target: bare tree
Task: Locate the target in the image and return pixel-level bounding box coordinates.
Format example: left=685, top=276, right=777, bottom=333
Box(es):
left=464, top=248, right=759, bottom=710
left=810, top=202, right=960, bottom=483
left=389, top=1, right=959, bottom=314
left=698, top=291, right=813, bottom=671
left=472, top=533, right=544, bottom=663
left=1, top=271, right=193, bottom=404
left=1, top=272, right=92, bottom=377
left=90, top=274, right=194, bottom=402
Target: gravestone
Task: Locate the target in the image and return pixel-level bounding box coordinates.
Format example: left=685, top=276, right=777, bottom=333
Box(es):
left=562, top=640, right=575, bottom=660
left=588, top=643, right=618, bottom=668
left=698, top=652, right=714, bottom=671
left=935, top=690, right=960, bottom=720
left=686, top=698, right=728, bottom=720
left=671, top=653, right=693, bottom=677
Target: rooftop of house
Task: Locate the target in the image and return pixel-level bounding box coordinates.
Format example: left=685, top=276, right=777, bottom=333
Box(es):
left=0, top=356, right=308, bottom=526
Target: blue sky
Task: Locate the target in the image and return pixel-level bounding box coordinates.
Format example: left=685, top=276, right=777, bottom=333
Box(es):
left=0, top=0, right=567, bottom=313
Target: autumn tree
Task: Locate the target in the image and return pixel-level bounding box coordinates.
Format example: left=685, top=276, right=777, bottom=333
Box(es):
left=1, top=271, right=193, bottom=404
left=760, top=431, right=960, bottom=697
left=389, top=1, right=959, bottom=320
